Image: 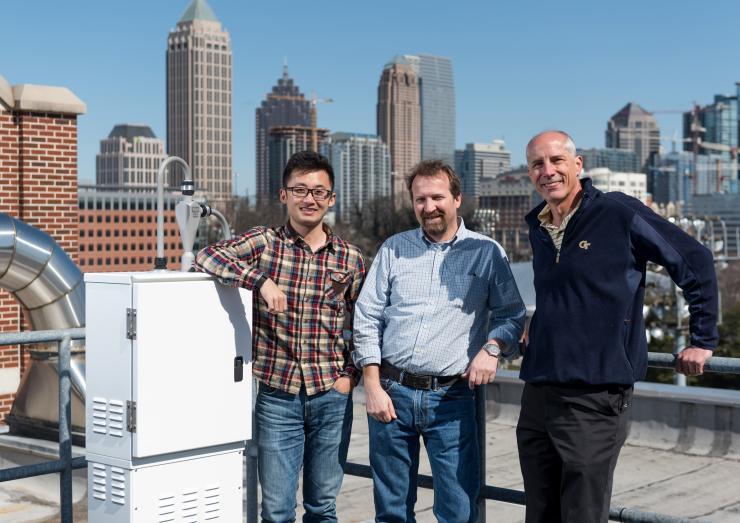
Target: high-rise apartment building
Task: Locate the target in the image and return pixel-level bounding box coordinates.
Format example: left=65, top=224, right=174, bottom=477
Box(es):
left=649, top=151, right=734, bottom=204
left=267, top=126, right=329, bottom=197
left=577, top=147, right=639, bottom=173
left=255, top=65, right=312, bottom=203
left=167, top=0, right=232, bottom=204
left=404, top=54, right=456, bottom=165
left=377, top=56, right=421, bottom=204
left=606, top=102, right=660, bottom=173
left=683, top=90, right=739, bottom=162
left=322, top=132, right=392, bottom=223
left=96, top=124, right=166, bottom=188
left=455, top=140, right=511, bottom=200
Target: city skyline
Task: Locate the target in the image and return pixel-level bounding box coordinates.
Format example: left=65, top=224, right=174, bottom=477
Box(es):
left=4, top=0, right=740, bottom=198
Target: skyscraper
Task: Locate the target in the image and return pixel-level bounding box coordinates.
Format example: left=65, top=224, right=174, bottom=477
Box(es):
left=255, top=65, right=311, bottom=204
left=605, top=102, right=660, bottom=173
left=377, top=56, right=421, bottom=204
left=649, top=151, right=733, bottom=204
left=455, top=139, right=511, bottom=200
left=683, top=91, right=738, bottom=159
left=323, top=132, right=392, bottom=223
left=96, top=124, right=166, bottom=188
left=167, top=0, right=232, bottom=204
left=267, top=126, right=329, bottom=199
left=404, top=54, right=456, bottom=165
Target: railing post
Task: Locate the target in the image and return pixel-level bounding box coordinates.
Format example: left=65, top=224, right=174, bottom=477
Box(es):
left=58, top=335, right=73, bottom=522
left=476, top=385, right=486, bottom=523
left=246, top=439, right=259, bottom=523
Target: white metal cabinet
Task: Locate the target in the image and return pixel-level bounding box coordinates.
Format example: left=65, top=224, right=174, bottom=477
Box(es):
left=85, top=271, right=253, bottom=521
left=87, top=450, right=244, bottom=522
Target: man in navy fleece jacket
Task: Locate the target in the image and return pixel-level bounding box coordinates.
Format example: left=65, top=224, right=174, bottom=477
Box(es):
left=517, top=130, right=718, bottom=523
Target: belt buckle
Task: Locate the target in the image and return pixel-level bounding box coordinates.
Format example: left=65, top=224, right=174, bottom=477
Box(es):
left=404, top=373, right=432, bottom=390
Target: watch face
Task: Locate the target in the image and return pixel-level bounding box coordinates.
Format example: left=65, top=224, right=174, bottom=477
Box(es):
left=485, top=343, right=501, bottom=356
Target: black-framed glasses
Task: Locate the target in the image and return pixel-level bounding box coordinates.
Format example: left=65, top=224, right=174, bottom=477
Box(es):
left=284, top=186, right=333, bottom=200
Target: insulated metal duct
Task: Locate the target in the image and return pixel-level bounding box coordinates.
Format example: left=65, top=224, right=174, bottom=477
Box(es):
left=0, top=214, right=84, bottom=329
left=0, top=213, right=85, bottom=442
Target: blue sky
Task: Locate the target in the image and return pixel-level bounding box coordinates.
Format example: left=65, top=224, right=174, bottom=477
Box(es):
left=3, top=0, right=740, bottom=197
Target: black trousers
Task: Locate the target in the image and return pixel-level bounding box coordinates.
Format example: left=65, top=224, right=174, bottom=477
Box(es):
left=516, top=382, right=632, bottom=523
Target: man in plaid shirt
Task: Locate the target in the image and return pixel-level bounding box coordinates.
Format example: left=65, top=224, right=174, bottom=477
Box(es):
left=195, top=151, right=365, bottom=522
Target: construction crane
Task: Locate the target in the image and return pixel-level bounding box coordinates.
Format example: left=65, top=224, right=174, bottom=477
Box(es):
left=654, top=103, right=736, bottom=194
left=310, top=91, right=333, bottom=152
left=693, top=137, right=737, bottom=193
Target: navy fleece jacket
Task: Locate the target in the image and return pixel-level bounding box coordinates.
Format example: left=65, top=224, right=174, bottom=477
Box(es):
left=521, top=178, right=718, bottom=386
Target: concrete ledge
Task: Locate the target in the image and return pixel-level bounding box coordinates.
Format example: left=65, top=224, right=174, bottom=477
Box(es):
left=11, top=84, right=86, bottom=115
left=488, top=370, right=740, bottom=459
left=0, top=75, right=14, bottom=111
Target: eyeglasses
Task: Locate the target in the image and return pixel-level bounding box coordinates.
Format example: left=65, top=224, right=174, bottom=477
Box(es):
left=284, top=186, right=333, bottom=200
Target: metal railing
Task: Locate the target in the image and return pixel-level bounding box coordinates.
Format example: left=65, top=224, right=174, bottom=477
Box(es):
left=0, top=331, right=738, bottom=523
left=0, top=328, right=86, bottom=522
left=336, top=351, right=740, bottom=523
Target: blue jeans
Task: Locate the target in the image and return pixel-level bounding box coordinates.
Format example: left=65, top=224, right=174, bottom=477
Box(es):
left=368, top=378, right=480, bottom=523
left=256, top=382, right=353, bottom=523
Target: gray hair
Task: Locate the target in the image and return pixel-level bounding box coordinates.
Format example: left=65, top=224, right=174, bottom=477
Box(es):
left=526, top=130, right=577, bottom=161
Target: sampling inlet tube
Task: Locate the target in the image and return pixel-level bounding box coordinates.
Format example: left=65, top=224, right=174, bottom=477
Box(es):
left=156, top=156, right=191, bottom=270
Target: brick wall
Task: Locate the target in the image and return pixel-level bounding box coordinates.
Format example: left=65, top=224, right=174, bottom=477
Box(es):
left=0, top=103, right=80, bottom=421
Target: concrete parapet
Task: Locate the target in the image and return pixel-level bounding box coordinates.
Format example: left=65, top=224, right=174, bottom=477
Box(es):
left=487, top=370, right=740, bottom=458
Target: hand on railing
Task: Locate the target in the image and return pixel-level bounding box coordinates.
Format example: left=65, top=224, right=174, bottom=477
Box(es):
left=675, top=347, right=713, bottom=375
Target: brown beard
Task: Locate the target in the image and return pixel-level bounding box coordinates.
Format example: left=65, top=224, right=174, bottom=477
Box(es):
left=421, top=212, right=446, bottom=235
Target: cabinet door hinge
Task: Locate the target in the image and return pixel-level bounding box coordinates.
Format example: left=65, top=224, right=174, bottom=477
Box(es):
left=126, top=308, right=137, bottom=340
left=126, top=400, right=137, bottom=433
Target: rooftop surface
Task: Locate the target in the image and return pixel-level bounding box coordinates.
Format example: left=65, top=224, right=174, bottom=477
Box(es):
left=300, top=399, right=740, bottom=522
left=1, top=395, right=738, bottom=521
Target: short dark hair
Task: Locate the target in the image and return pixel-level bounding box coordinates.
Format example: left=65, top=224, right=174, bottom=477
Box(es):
left=282, top=151, right=334, bottom=189
left=405, top=160, right=461, bottom=199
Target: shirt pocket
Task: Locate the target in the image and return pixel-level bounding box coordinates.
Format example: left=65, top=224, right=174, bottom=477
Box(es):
left=320, top=271, right=348, bottom=337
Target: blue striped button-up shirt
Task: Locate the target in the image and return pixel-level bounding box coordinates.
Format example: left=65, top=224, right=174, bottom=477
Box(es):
left=353, top=219, right=526, bottom=376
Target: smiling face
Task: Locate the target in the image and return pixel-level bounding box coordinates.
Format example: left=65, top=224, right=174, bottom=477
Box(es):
left=279, top=169, right=335, bottom=233
left=526, top=132, right=583, bottom=207
left=411, top=172, right=461, bottom=242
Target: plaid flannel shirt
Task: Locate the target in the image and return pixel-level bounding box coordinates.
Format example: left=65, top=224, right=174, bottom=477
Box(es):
left=194, top=223, right=365, bottom=395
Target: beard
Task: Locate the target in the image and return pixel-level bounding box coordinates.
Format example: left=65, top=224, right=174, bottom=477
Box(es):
left=421, top=210, right=447, bottom=236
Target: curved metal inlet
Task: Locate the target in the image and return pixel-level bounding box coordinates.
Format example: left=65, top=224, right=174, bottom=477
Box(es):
left=0, top=213, right=86, bottom=440
left=0, top=214, right=85, bottom=329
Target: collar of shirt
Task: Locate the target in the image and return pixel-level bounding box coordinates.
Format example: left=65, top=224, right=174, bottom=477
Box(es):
left=537, top=199, right=582, bottom=232
left=417, top=217, right=469, bottom=249
left=281, top=221, right=337, bottom=253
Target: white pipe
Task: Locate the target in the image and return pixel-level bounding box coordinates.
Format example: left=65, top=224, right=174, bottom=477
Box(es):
left=156, top=156, right=191, bottom=270
left=209, top=207, right=233, bottom=240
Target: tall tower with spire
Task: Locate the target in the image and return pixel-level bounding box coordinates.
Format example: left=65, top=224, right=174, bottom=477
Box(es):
left=167, top=0, right=232, bottom=204
left=255, top=64, right=312, bottom=204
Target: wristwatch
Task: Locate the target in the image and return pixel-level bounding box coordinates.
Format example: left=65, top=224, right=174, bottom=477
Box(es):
left=254, top=273, right=268, bottom=290
left=483, top=342, right=501, bottom=358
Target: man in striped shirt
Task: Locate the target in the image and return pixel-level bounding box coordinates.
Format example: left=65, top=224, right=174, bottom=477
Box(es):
left=195, top=151, right=365, bottom=522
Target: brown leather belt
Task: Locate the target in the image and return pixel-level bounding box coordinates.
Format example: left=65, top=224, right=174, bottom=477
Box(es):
left=380, top=362, right=460, bottom=391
